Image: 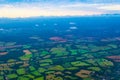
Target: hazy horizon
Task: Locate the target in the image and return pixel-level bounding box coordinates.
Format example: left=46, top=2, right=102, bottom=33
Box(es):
left=0, top=0, right=120, bottom=18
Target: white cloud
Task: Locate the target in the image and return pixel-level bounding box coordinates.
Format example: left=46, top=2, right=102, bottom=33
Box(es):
left=98, top=5, right=120, bottom=10
left=70, top=26, right=78, bottom=30
left=0, top=2, right=119, bottom=18
left=0, top=3, right=103, bottom=18
left=0, top=7, right=102, bottom=18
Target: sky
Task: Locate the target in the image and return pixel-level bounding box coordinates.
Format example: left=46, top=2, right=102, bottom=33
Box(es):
left=0, top=0, right=120, bottom=18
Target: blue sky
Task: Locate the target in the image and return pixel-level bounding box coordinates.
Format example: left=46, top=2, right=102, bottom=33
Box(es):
left=0, top=0, right=120, bottom=18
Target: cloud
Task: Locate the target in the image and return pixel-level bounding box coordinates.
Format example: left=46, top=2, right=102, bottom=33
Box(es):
left=0, top=3, right=103, bottom=18
left=0, top=2, right=120, bottom=18
left=98, top=5, right=120, bottom=10
left=0, top=7, right=102, bottom=18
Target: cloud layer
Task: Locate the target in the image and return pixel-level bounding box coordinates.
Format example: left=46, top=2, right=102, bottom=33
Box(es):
left=0, top=1, right=120, bottom=18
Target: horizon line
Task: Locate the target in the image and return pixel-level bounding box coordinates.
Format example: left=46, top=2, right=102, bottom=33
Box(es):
left=0, top=14, right=120, bottom=19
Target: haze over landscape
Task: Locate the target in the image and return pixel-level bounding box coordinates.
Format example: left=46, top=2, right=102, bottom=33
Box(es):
left=0, top=0, right=120, bottom=80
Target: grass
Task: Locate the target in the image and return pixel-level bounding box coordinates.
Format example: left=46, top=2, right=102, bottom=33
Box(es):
left=38, top=68, right=46, bottom=73
left=40, top=59, right=53, bottom=63
left=40, top=63, right=50, bottom=67
left=0, top=76, right=3, bottom=80
left=50, top=47, right=68, bottom=56
left=71, top=61, right=90, bottom=67
left=78, top=49, right=89, bottom=54
left=97, top=59, right=114, bottom=67
left=66, top=67, right=79, bottom=70
left=70, top=50, right=77, bottom=55
left=17, top=76, right=30, bottom=80
left=29, top=66, right=36, bottom=71
left=17, top=68, right=26, bottom=75
left=31, top=71, right=41, bottom=76
left=7, top=74, right=18, bottom=79
left=35, top=76, right=44, bottom=80
left=48, top=65, right=65, bottom=71
left=41, top=51, right=49, bottom=56
left=88, top=67, right=101, bottom=71
left=23, top=45, right=31, bottom=49
left=24, top=74, right=35, bottom=79
left=19, top=54, right=32, bottom=60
